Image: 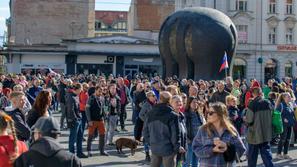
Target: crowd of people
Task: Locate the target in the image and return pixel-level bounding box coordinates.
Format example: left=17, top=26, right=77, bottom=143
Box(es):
left=0, top=72, right=296, bottom=167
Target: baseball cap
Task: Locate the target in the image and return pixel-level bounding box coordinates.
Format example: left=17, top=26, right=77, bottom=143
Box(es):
left=33, top=117, right=61, bottom=136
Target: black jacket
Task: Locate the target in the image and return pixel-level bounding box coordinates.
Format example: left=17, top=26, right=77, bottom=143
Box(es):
left=65, top=92, right=81, bottom=128
left=6, top=108, right=30, bottom=141
left=86, top=95, right=105, bottom=121
left=143, top=103, right=181, bottom=156
left=26, top=108, right=42, bottom=128
left=210, top=90, right=230, bottom=104
left=58, top=82, right=66, bottom=104
left=14, top=137, right=82, bottom=167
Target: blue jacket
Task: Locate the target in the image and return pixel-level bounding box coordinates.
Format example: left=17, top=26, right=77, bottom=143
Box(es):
left=277, top=102, right=296, bottom=127
left=192, top=126, right=246, bottom=167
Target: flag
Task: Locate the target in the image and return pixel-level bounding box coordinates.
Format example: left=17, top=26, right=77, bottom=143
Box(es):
left=219, top=52, right=229, bottom=72
left=49, top=68, right=57, bottom=75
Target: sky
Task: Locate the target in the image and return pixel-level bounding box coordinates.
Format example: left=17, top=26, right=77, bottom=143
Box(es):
left=0, top=0, right=131, bottom=40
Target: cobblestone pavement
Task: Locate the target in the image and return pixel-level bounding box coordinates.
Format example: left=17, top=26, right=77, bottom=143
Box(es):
left=53, top=105, right=297, bottom=167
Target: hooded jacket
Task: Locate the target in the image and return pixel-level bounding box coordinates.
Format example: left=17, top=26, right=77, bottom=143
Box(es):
left=14, top=137, right=81, bottom=167
left=143, top=103, right=181, bottom=156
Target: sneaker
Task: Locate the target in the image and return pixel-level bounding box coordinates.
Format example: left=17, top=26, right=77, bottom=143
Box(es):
left=275, top=154, right=283, bottom=159
left=100, top=151, right=109, bottom=156
left=108, top=143, right=115, bottom=146
left=88, top=151, right=92, bottom=157
left=115, top=128, right=119, bottom=132
left=283, top=154, right=292, bottom=160
left=77, top=153, right=88, bottom=158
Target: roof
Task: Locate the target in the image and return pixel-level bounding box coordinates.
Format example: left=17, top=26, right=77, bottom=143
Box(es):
left=63, top=35, right=158, bottom=45
left=95, top=11, right=128, bottom=25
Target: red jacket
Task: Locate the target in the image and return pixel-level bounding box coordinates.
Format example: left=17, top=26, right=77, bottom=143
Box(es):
left=79, top=91, right=89, bottom=111
left=0, top=135, right=28, bottom=167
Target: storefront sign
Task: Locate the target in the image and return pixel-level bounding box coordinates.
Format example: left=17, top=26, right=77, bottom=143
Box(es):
left=277, top=45, right=297, bottom=51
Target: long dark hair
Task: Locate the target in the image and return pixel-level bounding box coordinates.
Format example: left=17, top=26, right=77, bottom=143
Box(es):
left=33, top=90, right=51, bottom=116
left=185, top=96, right=198, bottom=112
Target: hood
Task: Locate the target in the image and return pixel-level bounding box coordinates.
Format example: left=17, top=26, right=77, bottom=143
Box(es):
left=30, top=137, right=63, bottom=157
left=152, top=103, right=173, bottom=115
left=251, top=80, right=261, bottom=89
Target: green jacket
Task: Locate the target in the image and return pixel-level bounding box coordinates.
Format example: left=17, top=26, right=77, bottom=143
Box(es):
left=246, top=96, right=273, bottom=145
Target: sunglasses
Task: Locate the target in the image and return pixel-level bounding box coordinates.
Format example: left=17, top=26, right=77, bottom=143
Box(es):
left=208, top=111, right=216, bottom=116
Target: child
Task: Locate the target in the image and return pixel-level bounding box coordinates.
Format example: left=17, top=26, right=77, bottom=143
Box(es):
left=0, top=111, right=27, bottom=167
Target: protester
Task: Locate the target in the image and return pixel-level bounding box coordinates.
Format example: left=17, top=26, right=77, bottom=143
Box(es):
left=26, top=90, right=51, bottom=128
left=85, top=86, right=108, bottom=156
left=184, top=96, right=206, bottom=167
left=245, top=87, right=274, bottom=167
left=105, top=83, right=120, bottom=146
left=0, top=112, right=27, bottom=167
left=139, top=90, right=157, bottom=161
left=65, top=83, right=87, bottom=158
left=117, top=77, right=130, bottom=131
left=171, top=95, right=187, bottom=167
left=210, top=81, right=229, bottom=104
left=192, top=102, right=246, bottom=166
left=275, top=92, right=296, bottom=159
left=5, top=91, right=30, bottom=141
left=14, top=117, right=82, bottom=167
left=143, top=91, right=180, bottom=167
left=79, top=83, right=89, bottom=137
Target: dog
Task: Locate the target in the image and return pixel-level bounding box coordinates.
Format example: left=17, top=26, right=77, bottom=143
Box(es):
left=115, top=138, right=139, bottom=155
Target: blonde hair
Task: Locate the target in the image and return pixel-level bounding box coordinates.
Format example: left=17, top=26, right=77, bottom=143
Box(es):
left=0, top=111, right=19, bottom=163
left=10, top=91, right=25, bottom=99
left=225, top=95, right=237, bottom=106
left=275, top=92, right=291, bottom=108
left=203, top=102, right=237, bottom=137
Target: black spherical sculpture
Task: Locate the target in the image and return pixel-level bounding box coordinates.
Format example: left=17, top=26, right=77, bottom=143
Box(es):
left=159, top=7, right=237, bottom=80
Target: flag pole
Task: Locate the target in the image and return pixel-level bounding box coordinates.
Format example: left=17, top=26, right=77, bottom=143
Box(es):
left=225, top=68, right=227, bottom=79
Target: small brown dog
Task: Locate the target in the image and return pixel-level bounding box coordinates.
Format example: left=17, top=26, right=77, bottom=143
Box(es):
left=115, top=138, right=139, bottom=155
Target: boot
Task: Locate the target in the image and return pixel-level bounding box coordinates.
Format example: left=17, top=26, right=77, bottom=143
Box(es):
left=99, top=135, right=109, bottom=156
left=87, top=135, right=93, bottom=154
left=145, top=151, right=151, bottom=162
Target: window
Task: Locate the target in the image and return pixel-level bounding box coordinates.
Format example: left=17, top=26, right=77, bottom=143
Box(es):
left=269, top=0, right=276, bottom=14
left=236, top=25, right=248, bottom=43
left=95, top=21, right=106, bottom=30
left=113, top=21, right=127, bottom=30
left=286, top=28, right=293, bottom=44
left=236, top=0, right=247, bottom=11
left=286, top=0, right=293, bottom=14
left=269, top=27, right=276, bottom=44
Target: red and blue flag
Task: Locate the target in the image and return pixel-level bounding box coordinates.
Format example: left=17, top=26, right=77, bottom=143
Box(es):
left=219, top=52, right=229, bottom=72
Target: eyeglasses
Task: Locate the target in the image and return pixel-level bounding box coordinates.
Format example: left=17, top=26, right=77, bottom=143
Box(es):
left=208, top=111, right=216, bottom=116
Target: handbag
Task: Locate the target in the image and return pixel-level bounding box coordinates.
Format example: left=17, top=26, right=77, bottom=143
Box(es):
left=272, top=104, right=283, bottom=135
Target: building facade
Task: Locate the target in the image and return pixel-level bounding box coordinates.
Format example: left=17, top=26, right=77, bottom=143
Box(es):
left=3, top=0, right=95, bottom=74
left=62, top=36, right=161, bottom=77
left=128, top=0, right=175, bottom=40
left=95, top=11, right=128, bottom=37
left=175, top=0, right=297, bottom=83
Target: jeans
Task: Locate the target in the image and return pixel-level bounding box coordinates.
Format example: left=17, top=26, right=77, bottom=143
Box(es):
left=151, top=153, right=177, bottom=167
left=134, top=117, right=144, bottom=141
left=247, top=142, right=274, bottom=167
left=106, top=115, right=118, bottom=144
left=183, top=143, right=198, bottom=167
left=81, top=111, right=88, bottom=135
left=69, top=120, right=83, bottom=155
left=60, top=103, right=66, bottom=128
left=277, top=126, right=292, bottom=155
left=120, top=104, right=127, bottom=129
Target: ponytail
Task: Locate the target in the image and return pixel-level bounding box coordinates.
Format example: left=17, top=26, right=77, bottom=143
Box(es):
left=0, top=112, right=19, bottom=163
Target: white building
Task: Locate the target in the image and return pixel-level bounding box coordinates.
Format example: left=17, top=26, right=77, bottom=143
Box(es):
left=176, top=0, right=297, bottom=83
